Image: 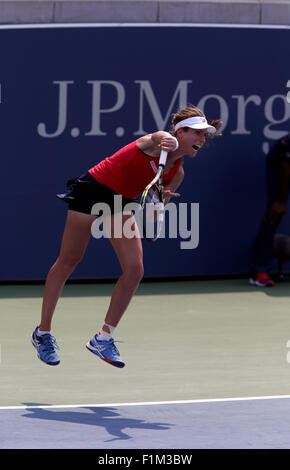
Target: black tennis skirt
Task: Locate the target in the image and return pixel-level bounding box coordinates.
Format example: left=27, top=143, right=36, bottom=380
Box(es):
left=56, top=172, right=137, bottom=215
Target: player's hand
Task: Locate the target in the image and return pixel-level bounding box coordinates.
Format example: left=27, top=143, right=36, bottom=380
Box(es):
left=265, top=201, right=287, bottom=224
left=162, top=187, right=180, bottom=205
left=159, top=135, right=178, bottom=152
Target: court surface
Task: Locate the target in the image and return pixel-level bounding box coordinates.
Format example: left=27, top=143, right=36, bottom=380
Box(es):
left=1, top=279, right=290, bottom=448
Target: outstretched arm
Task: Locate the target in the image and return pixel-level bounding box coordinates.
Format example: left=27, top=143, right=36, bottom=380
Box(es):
left=162, top=164, right=184, bottom=205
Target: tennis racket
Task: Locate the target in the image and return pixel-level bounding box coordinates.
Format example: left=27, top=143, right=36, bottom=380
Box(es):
left=140, top=149, right=168, bottom=242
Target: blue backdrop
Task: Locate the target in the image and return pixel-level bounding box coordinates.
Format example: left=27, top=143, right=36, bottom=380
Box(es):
left=1, top=24, right=290, bottom=281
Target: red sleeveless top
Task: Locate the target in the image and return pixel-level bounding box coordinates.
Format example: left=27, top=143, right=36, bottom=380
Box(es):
left=89, top=140, right=182, bottom=199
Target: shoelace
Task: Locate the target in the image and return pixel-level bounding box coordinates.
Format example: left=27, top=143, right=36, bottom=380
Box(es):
left=41, top=335, right=60, bottom=352
left=110, top=340, right=123, bottom=355
left=99, top=338, right=124, bottom=356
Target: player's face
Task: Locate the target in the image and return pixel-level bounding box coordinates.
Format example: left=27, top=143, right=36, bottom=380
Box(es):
left=179, top=128, right=208, bottom=157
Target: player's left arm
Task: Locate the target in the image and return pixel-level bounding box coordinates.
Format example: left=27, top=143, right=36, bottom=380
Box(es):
left=162, top=163, right=184, bottom=205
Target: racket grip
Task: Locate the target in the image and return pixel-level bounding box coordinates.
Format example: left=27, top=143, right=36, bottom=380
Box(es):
left=159, top=149, right=168, bottom=168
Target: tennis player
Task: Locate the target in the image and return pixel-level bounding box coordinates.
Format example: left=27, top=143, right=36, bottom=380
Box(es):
left=31, top=105, right=222, bottom=367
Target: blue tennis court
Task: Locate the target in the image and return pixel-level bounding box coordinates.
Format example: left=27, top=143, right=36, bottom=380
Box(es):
left=2, top=396, right=290, bottom=449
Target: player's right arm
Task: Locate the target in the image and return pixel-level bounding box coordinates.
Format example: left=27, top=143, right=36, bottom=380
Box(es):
left=137, top=132, right=177, bottom=156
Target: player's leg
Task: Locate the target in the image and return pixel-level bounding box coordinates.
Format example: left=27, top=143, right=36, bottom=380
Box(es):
left=39, top=209, right=96, bottom=331
left=104, top=213, right=144, bottom=327
left=86, top=213, right=143, bottom=367
left=249, top=163, right=280, bottom=287
left=32, top=210, right=95, bottom=365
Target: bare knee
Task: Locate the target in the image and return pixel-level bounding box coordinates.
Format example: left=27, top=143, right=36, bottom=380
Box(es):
left=122, top=261, right=144, bottom=285
left=56, top=251, right=85, bottom=275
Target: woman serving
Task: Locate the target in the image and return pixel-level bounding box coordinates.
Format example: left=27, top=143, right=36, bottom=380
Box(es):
left=31, top=105, right=222, bottom=368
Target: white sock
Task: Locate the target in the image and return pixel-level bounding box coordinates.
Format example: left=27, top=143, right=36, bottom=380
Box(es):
left=97, top=324, right=115, bottom=341
left=37, top=327, right=51, bottom=337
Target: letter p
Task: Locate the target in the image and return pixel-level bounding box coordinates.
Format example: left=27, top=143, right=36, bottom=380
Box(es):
left=86, top=80, right=125, bottom=136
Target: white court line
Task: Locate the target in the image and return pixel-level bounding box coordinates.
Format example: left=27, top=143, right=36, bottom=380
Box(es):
left=1, top=394, right=290, bottom=411
left=0, top=23, right=289, bottom=30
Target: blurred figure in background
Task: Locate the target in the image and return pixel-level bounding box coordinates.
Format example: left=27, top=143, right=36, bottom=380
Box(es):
left=249, top=133, right=290, bottom=287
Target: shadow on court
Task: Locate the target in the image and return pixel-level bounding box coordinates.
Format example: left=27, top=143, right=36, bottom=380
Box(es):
left=4, top=398, right=290, bottom=448
left=21, top=406, right=172, bottom=444
left=0, top=278, right=290, bottom=298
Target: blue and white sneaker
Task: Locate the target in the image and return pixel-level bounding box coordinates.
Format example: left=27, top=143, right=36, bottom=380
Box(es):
left=31, top=327, right=60, bottom=366
left=86, top=334, right=125, bottom=368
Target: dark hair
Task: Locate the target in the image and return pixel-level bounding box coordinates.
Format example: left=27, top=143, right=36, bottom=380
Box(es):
left=170, top=105, right=223, bottom=138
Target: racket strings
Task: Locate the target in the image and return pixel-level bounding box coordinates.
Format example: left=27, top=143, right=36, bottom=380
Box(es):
left=142, top=187, right=164, bottom=241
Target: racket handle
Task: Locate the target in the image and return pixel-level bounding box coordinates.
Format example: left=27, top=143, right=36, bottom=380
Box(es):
left=159, top=149, right=168, bottom=168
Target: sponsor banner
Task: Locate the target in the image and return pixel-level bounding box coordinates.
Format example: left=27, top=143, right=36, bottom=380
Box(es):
left=0, top=25, right=290, bottom=280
